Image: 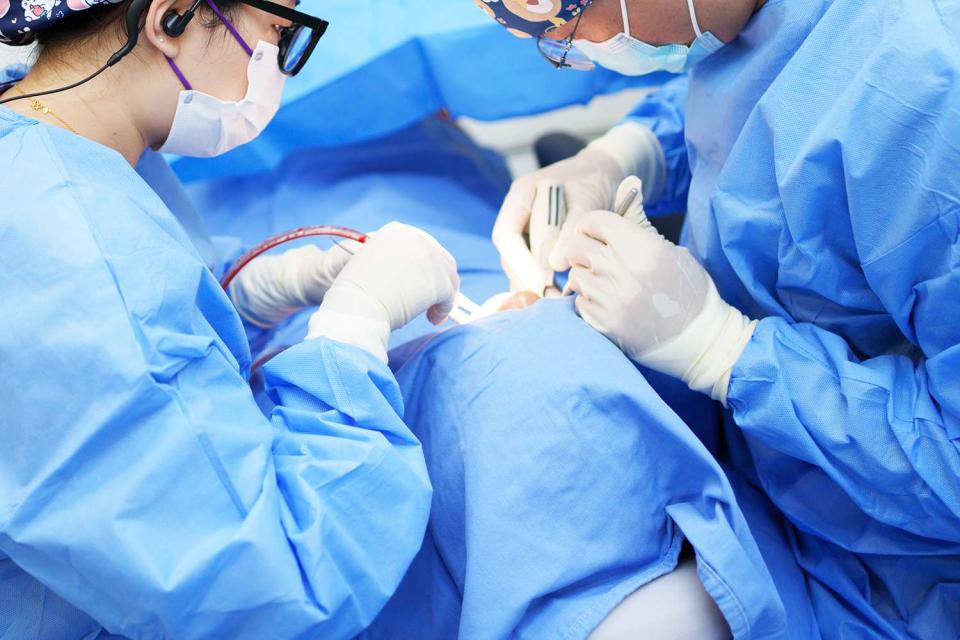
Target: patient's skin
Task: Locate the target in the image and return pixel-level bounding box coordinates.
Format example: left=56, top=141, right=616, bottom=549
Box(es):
left=542, top=0, right=767, bottom=47
left=496, top=291, right=540, bottom=312
left=473, top=290, right=541, bottom=320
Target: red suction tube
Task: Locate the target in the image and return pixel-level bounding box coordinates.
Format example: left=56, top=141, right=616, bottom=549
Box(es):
left=219, top=225, right=367, bottom=290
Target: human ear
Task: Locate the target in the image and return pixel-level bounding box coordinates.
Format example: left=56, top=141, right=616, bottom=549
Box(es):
left=142, top=0, right=191, bottom=58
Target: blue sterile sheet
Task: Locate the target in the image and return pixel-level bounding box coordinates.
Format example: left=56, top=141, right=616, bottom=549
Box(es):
left=362, top=299, right=787, bottom=639
left=171, top=0, right=665, bottom=182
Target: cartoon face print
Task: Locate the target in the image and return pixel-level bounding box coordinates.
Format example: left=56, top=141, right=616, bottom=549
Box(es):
left=474, top=0, right=496, bottom=20
left=21, top=0, right=58, bottom=21
left=474, top=0, right=534, bottom=38
left=503, top=0, right=562, bottom=22
left=0, top=0, right=10, bottom=19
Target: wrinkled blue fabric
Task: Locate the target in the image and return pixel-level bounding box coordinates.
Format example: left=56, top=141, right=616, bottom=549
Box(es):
left=189, top=116, right=784, bottom=637
left=625, top=0, right=960, bottom=636
left=184, top=107, right=792, bottom=638
left=170, top=0, right=664, bottom=183
left=361, top=299, right=786, bottom=639
left=135, top=149, right=217, bottom=270
left=0, top=107, right=431, bottom=639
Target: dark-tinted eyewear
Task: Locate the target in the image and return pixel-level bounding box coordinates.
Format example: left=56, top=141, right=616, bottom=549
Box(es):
left=235, top=0, right=329, bottom=76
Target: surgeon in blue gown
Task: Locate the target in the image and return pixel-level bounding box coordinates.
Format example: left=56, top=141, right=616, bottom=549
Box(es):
left=0, top=0, right=462, bottom=637
left=464, top=0, right=960, bottom=637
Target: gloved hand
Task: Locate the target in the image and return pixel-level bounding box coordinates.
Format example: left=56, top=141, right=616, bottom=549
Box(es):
left=494, top=121, right=666, bottom=293
left=229, top=244, right=357, bottom=327
left=550, top=177, right=757, bottom=405
left=307, top=222, right=460, bottom=363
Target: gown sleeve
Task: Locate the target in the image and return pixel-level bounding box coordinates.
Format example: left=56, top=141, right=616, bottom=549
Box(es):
left=0, top=193, right=432, bottom=639
left=728, top=317, right=960, bottom=547
left=622, top=75, right=691, bottom=217
left=725, top=23, right=960, bottom=546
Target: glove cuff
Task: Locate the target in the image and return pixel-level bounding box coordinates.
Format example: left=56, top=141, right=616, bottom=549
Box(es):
left=639, top=282, right=756, bottom=406
left=587, top=121, right=667, bottom=206
left=306, top=309, right=391, bottom=364
left=309, top=282, right=395, bottom=362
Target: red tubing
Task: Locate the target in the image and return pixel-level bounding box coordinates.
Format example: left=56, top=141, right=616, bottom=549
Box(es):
left=219, top=225, right=367, bottom=290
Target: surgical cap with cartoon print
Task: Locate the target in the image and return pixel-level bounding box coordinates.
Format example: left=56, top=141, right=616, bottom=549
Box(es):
left=0, top=0, right=123, bottom=45
left=473, top=0, right=593, bottom=39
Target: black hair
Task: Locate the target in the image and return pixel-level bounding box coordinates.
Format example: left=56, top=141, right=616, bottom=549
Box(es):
left=35, top=0, right=240, bottom=58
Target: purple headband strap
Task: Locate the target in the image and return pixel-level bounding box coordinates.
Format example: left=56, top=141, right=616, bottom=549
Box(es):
left=165, top=57, right=193, bottom=91
left=163, top=0, right=254, bottom=91
left=205, top=0, right=254, bottom=56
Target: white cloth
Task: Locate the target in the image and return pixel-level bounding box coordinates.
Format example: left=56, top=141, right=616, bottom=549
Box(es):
left=589, top=556, right=731, bottom=640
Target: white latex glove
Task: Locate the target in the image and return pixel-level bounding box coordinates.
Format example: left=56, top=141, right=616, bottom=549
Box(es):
left=229, top=244, right=357, bottom=327
left=306, top=222, right=460, bottom=363
left=494, top=121, right=666, bottom=293
left=550, top=177, right=757, bottom=406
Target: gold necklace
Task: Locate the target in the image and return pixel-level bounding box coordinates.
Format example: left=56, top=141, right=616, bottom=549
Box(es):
left=15, top=87, right=78, bottom=135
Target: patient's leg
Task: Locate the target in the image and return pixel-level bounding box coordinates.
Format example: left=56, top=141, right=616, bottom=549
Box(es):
left=367, top=299, right=778, bottom=640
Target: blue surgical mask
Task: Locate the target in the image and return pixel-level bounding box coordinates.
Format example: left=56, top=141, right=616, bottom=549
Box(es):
left=573, top=0, right=724, bottom=75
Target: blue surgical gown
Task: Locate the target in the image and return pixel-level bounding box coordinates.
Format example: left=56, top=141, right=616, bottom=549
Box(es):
left=626, top=0, right=960, bottom=636
left=0, top=107, right=431, bottom=639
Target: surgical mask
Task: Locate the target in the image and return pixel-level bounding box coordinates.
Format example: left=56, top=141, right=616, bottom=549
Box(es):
left=158, top=39, right=286, bottom=158
left=573, top=0, right=723, bottom=76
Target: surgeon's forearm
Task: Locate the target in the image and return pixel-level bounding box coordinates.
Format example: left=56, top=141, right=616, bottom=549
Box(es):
left=2, top=338, right=429, bottom=640
left=588, top=121, right=667, bottom=206
left=621, top=75, right=692, bottom=216
left=726, top=316, right=960, bottom=543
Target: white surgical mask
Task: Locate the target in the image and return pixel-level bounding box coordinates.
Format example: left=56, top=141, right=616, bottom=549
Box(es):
left=157, top=40, right=286, bottom=158
left=573, top=0, right=723, bottom=76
